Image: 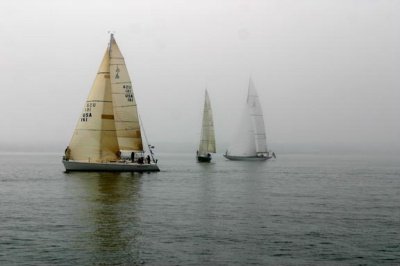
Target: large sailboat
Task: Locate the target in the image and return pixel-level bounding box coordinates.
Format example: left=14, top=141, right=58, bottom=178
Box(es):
left=196, top=90, right=216, bottom=162
left=62, top=34, right=159, bottom=172
left=224, top=78, right=274, bottom=161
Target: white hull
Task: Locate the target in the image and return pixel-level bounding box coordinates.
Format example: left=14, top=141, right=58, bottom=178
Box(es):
left=223, top=154, right=271, bottom=161
left=63, top=160, right=160, bottom=172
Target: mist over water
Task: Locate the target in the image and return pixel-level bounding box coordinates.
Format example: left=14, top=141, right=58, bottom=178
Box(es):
left=1, top=152, right=399, bottom=265
left=0, top=0, right=399, bottom=264
left=0, top=0, right=399, bottom=148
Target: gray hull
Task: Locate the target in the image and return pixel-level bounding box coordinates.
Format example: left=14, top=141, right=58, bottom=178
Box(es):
left=63, top=160, right=160, bottom=172
left=223, top=154, right=271, bottom=161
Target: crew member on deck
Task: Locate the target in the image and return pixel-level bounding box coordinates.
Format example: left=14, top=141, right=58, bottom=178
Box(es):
left=64, top=147, right=71, bottom=161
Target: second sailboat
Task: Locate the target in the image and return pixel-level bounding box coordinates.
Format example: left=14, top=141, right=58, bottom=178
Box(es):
left=196, top=90, right=216, bottom=162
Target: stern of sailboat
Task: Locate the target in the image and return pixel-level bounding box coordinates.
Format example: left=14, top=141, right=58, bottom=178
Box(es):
left=197, top=155, right=212, bottom=163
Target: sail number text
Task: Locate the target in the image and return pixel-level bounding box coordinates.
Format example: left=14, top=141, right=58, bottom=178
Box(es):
left=80, top=102, right=96, bottom=122
left=123, top=85, right=134, bottom=102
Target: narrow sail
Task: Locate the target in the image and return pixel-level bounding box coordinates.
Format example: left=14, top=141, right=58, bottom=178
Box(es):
left=198, top=90, right=216, bottom=155
left=247, top=78, right=268, bottom=153
left=109, top=34, right=143, bottom=151
left=67, top=48, right=119, bottom=162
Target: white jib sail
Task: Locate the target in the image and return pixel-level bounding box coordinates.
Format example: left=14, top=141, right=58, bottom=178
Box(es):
left=109, top=34, right=143, bottom=152
left=247, top=78, right=268, bottom=153
left=198, top=90, right=216, bottom=156
left=68, top=47, right=119, bottom=162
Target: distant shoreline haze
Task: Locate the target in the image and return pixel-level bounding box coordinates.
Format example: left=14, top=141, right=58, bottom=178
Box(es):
left=0, top=141, right=399, bottom=155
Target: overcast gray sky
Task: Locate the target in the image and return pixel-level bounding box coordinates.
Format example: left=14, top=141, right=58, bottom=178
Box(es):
left=0, top=0, right=399, bottom=152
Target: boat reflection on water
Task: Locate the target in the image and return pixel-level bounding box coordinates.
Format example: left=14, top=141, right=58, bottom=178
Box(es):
left=67, top=172, right=143, bottom=264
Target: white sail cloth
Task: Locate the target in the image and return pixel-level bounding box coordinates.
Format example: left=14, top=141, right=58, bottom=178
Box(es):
left=109, top=36, right=143, bottom=151
left=227, top=79, right=268, bottom=156
left=198, top=90, right=216, bottom=156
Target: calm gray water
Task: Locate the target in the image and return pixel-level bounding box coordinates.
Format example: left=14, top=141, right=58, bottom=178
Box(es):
left=0, top=152, right=399, bottom=265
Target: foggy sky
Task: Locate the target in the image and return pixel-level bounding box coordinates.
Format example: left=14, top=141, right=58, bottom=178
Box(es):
left=0, top=0, right=399, bottom=152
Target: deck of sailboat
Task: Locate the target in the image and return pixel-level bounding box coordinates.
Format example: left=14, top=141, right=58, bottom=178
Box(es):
left=223, top=154, right=271, bottom=161
left=63, top=160, right=160, bottom=172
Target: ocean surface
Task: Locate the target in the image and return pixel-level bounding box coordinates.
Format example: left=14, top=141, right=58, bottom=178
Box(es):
left=0, top=152, right=399, bottom=265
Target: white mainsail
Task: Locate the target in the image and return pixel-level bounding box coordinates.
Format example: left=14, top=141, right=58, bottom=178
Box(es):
left=67, top=48, right=119, bottom=162
left=227, top=78, right=268, bottom=157
left=198, top=90, right=216, bottom=156
left=109, top=35, right=143, bottom=152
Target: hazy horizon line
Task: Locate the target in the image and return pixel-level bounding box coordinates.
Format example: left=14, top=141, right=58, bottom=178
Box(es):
left=1, top=141, right=399, bottom=155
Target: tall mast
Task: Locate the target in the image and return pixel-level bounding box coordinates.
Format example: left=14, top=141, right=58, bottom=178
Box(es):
left=109, top=33, right=114, bottom=57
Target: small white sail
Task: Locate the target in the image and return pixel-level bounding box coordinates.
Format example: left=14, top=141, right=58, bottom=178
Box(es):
left=226, top=78, right=268, bottom=158
left=109, top=35, right=143, bottom=152
left=198, top=90, right=216, bottom=156
left=67, top=48, right=119, bottom=162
